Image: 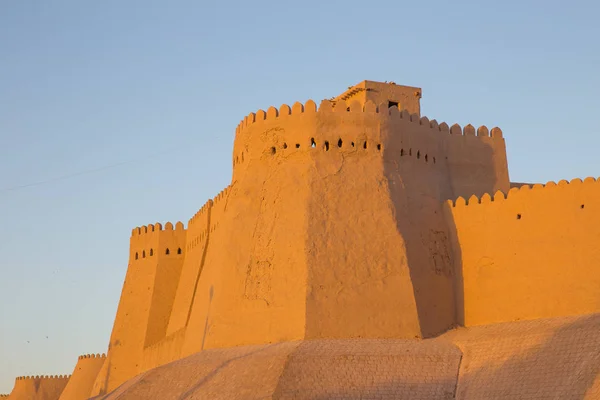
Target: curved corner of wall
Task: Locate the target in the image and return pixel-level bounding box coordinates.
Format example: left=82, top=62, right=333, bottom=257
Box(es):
left=58, top=354, right=106, bottom=400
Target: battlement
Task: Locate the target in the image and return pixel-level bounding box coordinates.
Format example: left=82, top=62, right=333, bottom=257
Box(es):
left=78, top=353, right=106, bottom=360
left=235, top=99, right=501, bottom=140
left=448, top=176, right=597, bottom=207
left=15, top=375, right=70, bottom=380
left=188, top=200, right=213, bottom=227
left=131, top=221, right=185, bottom=237
left=233, top=100, right=503, bottom=167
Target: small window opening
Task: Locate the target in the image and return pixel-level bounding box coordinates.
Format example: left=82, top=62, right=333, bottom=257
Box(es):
left=581, top=204, right=585, bottom=209
left=311, top=138, right=316, bottom=148
left=425, top=154, right=428, bottom=162
left=433, top=157, right=436, bottom=164
left=338, top=139, right=343, bottom=148
left=409, top=149, right=412, bottom=156
left=363, top=141, right=367, bottom=149
left=351, top=142, right=355, bottom=147
left=150, top=249, right=153, bottom=256
left=241, top=152, right=244, bottom=162
left=165, top=248, right=170, bottom=255
left=295, top=143, right=300, bottom=148
left=283, top=143, right=288, bottom=149
left=270, top=147, right=276, bottom=155
left=346, top=107, right=350, bottom=111
left=324, top=141, right=329, bottom=151
left=388, top=101, right=399, bottom=108
left=142, top=250, right=146, bottom=258
left=401, top=149, right=404, bottom=156
left=177, top=248, right=182, bottom=255
left=135, top=252, right=139, bottom=260
left=516, top=214, right=522, bottom=220
left=377, top=144, right=381, bottom=151
left=417, top=151, right=420, bottom=159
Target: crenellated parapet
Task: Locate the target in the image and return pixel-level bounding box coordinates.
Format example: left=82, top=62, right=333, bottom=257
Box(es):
left=447, top=176, right=597, bottom=207
left=232, top=98, right=507, bottom=198
left=131, top=221, right=185, bottom=236
left=234, top=100, right=502, bottom=162
left=15, top=375, right=71, bottom=380
left=444, top=175, right=600, bottom=327
left=77, top=353, right=106, bottom=360
left=187, top=200, right=213, bottom=252
left=130, top=221, right=186, bottom=261
left=210, top=185, right=231, bottom=233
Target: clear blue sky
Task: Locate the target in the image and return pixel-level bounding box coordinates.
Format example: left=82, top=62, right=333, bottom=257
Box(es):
left=1, top=0, right=599, bottom=393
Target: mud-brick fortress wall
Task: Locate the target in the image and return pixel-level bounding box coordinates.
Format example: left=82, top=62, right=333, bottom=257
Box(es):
left=92, top=82, right=511, bottom=394
left=445, top=177, right=600, bottom=327
left=7, top=375, right=70, bottom=400
left=91, top=223, right=186, bottom=395
left=59, top=354, right=106, bottom=400
left=180, top=97, right=509, bottom=357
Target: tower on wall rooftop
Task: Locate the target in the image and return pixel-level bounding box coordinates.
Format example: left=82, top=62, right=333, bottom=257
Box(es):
left=331, top=80, right=422, bottom=116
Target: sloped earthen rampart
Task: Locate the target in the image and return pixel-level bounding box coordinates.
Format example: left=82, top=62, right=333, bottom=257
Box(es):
left=444, top=177, right=600, bottom=327
left=58, top=354, right=106, bottom=400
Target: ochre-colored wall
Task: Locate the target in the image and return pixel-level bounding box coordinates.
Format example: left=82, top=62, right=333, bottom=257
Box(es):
left=92, top=85, right=510, bottom=383
left=182, top=142, right=311, bottom=355
left=7, top=375, right=70, bottom=400
left=166, top=201, right=211, bottom=336
left=445, top=177, right=600, bottom=327
left=333, top=80, right=422, bottom=116
left=140, top=328, right=186, bottom=373
left=178, top=98, right=508, bottom=356
left=145, top=222, right=187, bottom=347
left=92, top=222, right=186, bottom=395
left=58, top=354, right=105, bottom=400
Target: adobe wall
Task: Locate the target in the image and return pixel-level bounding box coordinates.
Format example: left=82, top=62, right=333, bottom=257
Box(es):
left=166, top=200, right=212, bottom=336
left=140, top=328, right=186, bottom=373
left=445, top=177, right=600, bottom=327
left=182, top=117, right=313, bottom=354
left=332, top=80, right=422, bottom=116
left=7, top=375, right=70, bottom=400
left=58, top=354, right=105, bottom=400
left=177, top=98, right=509, bottom=356
left=92, top=222, right=186, bottom=394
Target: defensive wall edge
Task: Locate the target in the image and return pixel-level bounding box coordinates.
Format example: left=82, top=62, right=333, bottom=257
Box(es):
left=58, top=354, right=107, bottom=400
left=443, top=175, right=600, bottom=327
left=129, top=221, right=186, bottom=261
left=77, top=353, right=106, bottom=360
left=232, top=99, right=503, bottom=170
left=13, top=375, right=70, bottom=380
left=446, top=176, right=599, bottom=207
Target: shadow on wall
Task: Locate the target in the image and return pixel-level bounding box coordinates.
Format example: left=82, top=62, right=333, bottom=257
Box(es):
left=383, top=137, right=497, bottom=337
left=456, top=314, right=600, bottom=399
